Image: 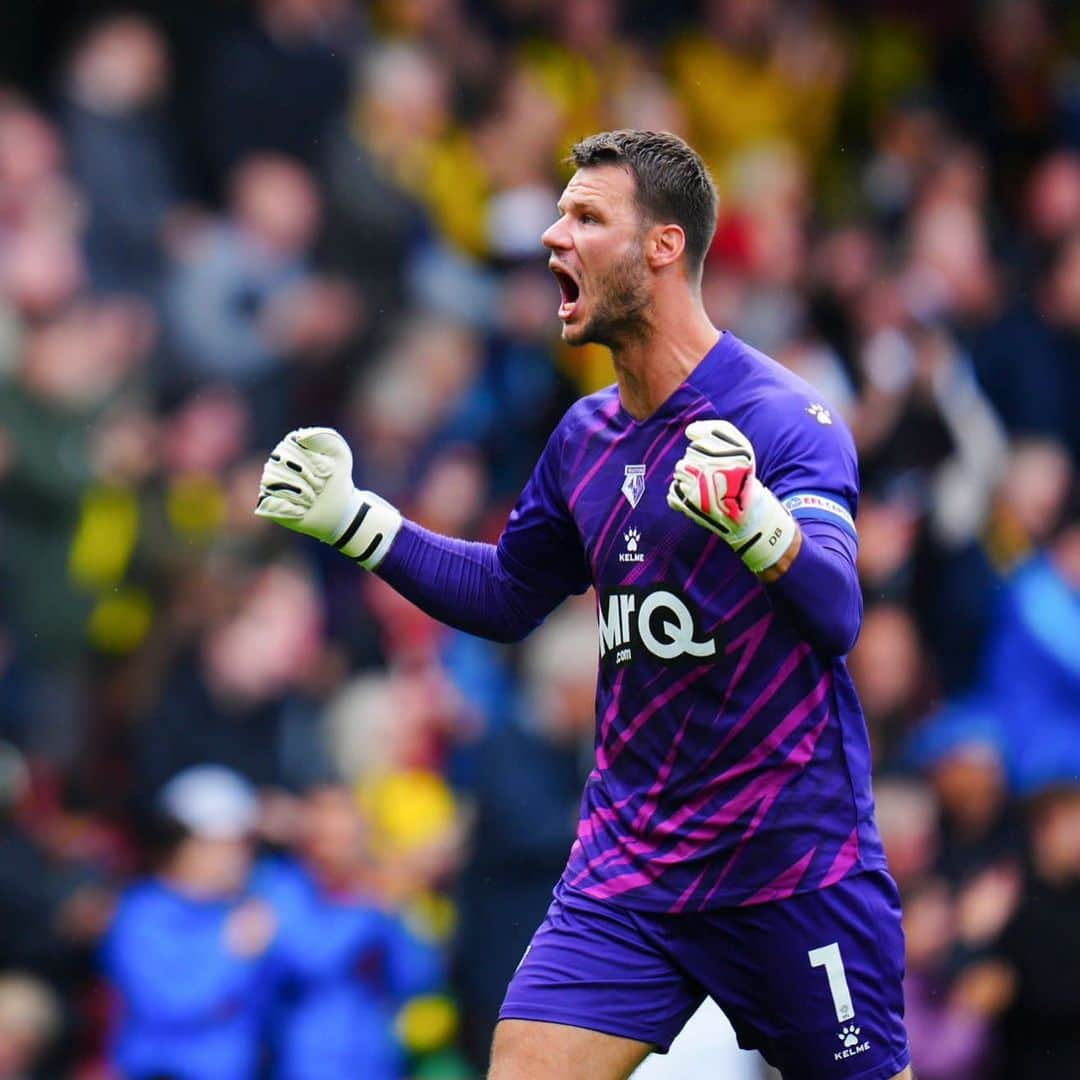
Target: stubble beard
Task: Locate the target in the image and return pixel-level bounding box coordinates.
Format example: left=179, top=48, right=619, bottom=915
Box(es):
left=564, top=247, right=653, bottom=352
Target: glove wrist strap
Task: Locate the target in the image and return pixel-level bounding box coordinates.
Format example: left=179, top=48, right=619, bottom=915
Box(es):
left=331, top=489, right=402, bottom=569
left=732, top=481, right=798, bottom=574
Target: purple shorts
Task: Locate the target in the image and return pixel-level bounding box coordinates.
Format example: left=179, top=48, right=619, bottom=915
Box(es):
left=499, top=870, right=910, bottom=1080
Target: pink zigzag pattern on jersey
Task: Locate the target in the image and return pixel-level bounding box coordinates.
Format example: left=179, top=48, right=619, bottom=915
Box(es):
left=578, top=768, right=777, bottom=893
left=739, top=847, right=819, bottom=906
left=572, top=702, right=705, bottom=880
left=676, top=641, right=812, bottom=792
left=595, top=666, right=627, bottom=769
left=683, top=534, right=722, bottom=592
left=604, top=663, right=714, bottom=767
left=821, top=826, right=861, bottom=888
left=670, top=865, right=711, bottom=911
left=566, top=697, right=695, bottom=849
left=680, top=669, right=833, bottom=810
left=568, top=395, right=622, bottom=477
left=630, top=703, right=697, bottom=832
left=632, top=671, right=830, bottom=852
left=707, top=577, right=765, bottom=625
left=631, top=611, right=774, bottom=836
left=572, top=769, right=623, bottom=844
left=573, top=703, right=694, bottom=849
left=575, top=808, right=617, bottom=843
left=579, top=675, right=831, bottom=899
left=698, top=712, right=831, bottom=908
left=570, top=607, right=779, bottom=883
left=573, top=630, right=803, bottom=884
left=567, top=397, right=633, bottom=512
left=669, top=786, right=787, bottom=913
left=584, top=768, right=786, bottom=901
left=680, top=709, right=832, bottom=909
left=622, top=521, right=688, bottom=585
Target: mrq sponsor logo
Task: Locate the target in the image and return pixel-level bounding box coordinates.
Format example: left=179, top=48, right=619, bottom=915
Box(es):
left=598, top=588, right=719, bottom=665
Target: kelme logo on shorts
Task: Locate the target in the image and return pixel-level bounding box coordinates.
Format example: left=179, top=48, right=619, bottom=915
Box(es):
left=834, top=1025, right=870, bottom=1061
left=598, top=588, right=718, bottom=665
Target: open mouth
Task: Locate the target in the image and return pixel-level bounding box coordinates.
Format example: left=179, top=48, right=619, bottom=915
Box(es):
left=550, top=264, right=581, bottom=320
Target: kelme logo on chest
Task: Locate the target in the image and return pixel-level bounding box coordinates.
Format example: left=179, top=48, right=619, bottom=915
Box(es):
left=599, top=588, right=719, bottom=666
left=619, top=528, right=644, bottom=563
left=621, top=464, right=646, bottom=508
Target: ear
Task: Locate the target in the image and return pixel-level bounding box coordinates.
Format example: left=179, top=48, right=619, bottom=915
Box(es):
left=646, top=223, right=686, bottom=271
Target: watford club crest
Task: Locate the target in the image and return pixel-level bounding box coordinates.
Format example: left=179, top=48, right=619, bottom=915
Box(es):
left=622, top=464, right=646, bottom=508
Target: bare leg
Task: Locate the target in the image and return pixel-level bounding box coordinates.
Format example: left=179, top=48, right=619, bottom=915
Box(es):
left=488, top=1019, right=654, bottom=1080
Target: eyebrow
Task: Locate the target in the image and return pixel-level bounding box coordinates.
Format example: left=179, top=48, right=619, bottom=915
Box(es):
left=557, top=195, right=605, bottom=215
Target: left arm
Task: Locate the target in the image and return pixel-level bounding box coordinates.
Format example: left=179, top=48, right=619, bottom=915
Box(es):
left=765, top=517, right=862, bottom=657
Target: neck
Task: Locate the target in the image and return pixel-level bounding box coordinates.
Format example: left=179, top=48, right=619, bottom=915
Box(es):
left=610, top=288, right=720, bottom=420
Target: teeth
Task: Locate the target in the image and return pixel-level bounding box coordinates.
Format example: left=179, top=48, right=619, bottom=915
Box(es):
left=551, top=267, right=580, bottom=319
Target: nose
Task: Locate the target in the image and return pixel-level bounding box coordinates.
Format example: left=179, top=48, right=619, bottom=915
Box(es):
left=542, top=214, right=570, bottom=252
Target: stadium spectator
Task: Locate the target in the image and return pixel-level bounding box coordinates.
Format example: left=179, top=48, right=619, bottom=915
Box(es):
left=103, top=766, right=274, bottom=1080
left=958, top=773, right=1080, bottom=1078
left=0, top=740, right=114, bottom=992
left=848, top=604, right=932, bottom=766
left=258, top=784, right=444, bottom=1079
left=59, top=15, right=190, bottom=298
left=910, top=705, right=1020, bottom=889
left=972, top=229, right=1080, bottom=460
left=1024, top=150, right=1080, bottom=246
left=0, top=973, right=62, bottom=1080
left=0, top=287, right=151, bottom=763
left=163, top=152, right=361, bottom=439
left=0, top=94, right=80, bottom=243
left=901, top=878, right=993, bottom=1080
left=668, top=0, right=847, bottom=188
left=318, top=42, right=448, bottom=324
left=454, top=600, right=594, bottom=1069
left=193, top=0, right=355, bottom=187
left=133, top=559, right=333, bottom=805
left=973, top=491, right=1080, bottom=793
left=915, top=438, right=1073, bottom=692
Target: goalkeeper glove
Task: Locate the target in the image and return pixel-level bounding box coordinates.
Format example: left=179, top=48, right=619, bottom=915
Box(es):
left=667, top=420, right=798, bottom=575
left=254, top=427, right=401, bottom=569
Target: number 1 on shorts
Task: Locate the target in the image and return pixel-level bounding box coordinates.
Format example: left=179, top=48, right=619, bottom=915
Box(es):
left=808, top=942, right=855, bottom=1022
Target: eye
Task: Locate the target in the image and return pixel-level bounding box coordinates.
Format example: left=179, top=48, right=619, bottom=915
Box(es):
left=580, top=213, right=598, bottom=225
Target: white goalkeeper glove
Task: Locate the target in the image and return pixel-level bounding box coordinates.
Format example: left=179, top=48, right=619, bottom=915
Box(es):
left=667, top=420, right=798, bottom=575
left=254, top=427, right=401, bottom=569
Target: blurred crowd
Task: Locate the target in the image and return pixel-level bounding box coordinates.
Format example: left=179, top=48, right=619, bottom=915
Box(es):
left=0, top=0, right=1077, bottom=1077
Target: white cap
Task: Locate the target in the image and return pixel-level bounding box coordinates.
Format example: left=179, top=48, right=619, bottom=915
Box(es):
left=158, top=765, right=258, bottom=840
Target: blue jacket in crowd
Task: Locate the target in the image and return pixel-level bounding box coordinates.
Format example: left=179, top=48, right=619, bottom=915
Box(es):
left=980, top=554, right=1080, bottom=792
left=103, top=878, right=272, bottom=1080
left=256, top=858, right=443, bottom=1080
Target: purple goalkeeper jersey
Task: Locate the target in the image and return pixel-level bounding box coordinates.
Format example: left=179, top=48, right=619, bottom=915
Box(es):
left=496, top=332, right=886, bottom=912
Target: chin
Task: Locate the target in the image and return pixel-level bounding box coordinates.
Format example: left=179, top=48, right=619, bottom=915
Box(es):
left=561, top=315, right=600, bottom=348
left=561, top=322, right=585, bottom=346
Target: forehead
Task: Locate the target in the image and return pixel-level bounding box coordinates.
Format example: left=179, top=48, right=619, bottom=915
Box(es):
left=559, top=164, right=638, bottom=211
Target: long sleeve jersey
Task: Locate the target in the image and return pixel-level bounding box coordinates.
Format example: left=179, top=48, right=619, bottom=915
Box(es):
left=378, top=331, right=886, bottom=911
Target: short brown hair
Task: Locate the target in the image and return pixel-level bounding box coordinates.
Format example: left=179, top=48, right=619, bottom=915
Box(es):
left=570, top=130, right=718, bottom=280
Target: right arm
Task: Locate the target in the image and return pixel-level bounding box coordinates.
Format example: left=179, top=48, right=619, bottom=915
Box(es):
left=255, top=425, right=590, bottom=643
left=376, top=522, right=570, bottom=643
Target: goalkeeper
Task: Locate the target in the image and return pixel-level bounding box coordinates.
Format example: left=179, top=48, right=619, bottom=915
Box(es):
left=257, top=131, right=911, bottom=1080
